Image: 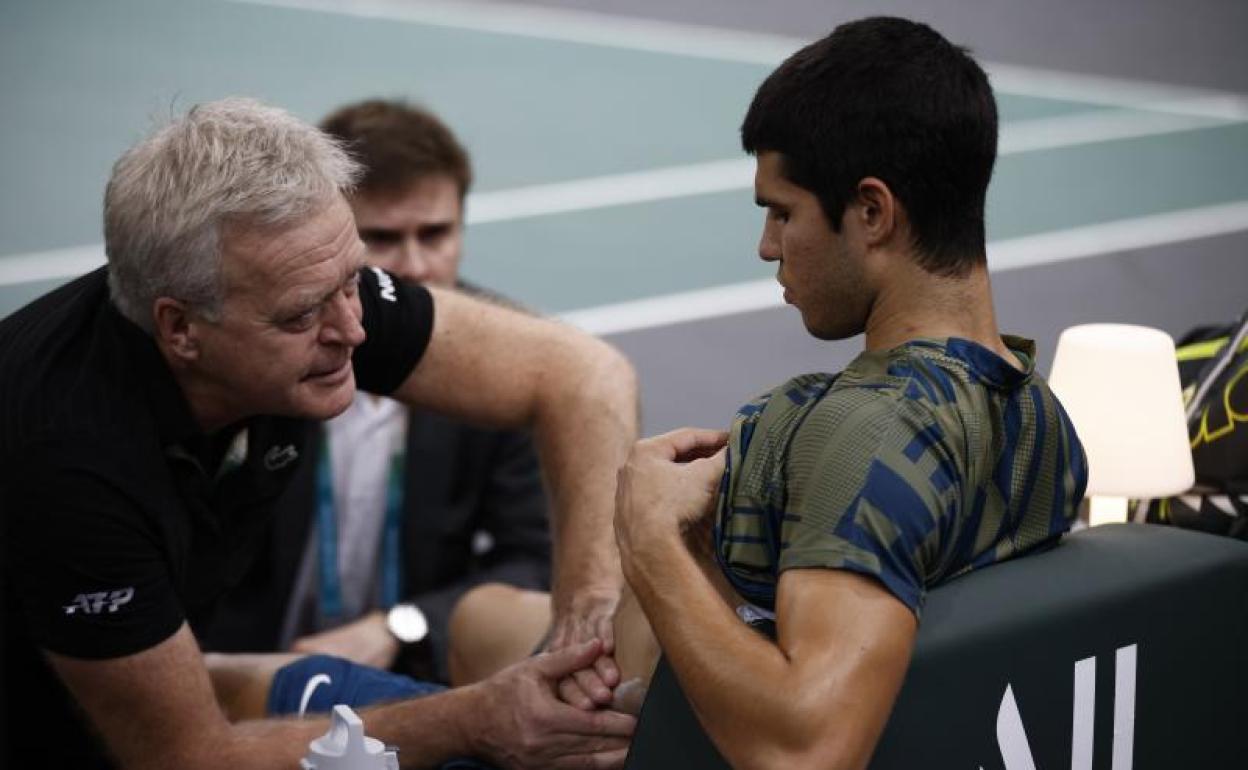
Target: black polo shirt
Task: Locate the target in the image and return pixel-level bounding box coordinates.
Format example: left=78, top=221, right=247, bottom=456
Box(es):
left=0, top=265, right=432, bottom=767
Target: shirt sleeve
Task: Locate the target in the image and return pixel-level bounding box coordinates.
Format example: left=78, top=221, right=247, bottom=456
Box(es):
left=5, top=443, right=184, bottom=659
left=353, top=266, right=435, bottom=396
left=778, top=391, right=951, bottom=617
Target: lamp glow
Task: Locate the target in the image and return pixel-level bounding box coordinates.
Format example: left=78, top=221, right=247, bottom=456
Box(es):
left=1048, top=324, right=1194, bottom=525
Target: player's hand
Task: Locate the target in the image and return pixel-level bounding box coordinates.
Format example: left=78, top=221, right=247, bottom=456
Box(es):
left=473, top=639, right=636, bottom=769
left=544, top=588, right=621, bottom=710
left=290, top=611, right=399, bottom=669
left=614, top=428, right=728, bottom=570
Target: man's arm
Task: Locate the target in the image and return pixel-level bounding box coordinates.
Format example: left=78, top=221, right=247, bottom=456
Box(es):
left=615, top=430, right=917, bottom=770
left=391, top=286, right=639, bottom=704
left=50, top=624, right=634, bottom=770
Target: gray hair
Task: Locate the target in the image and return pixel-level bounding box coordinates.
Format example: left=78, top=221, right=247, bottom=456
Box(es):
left=104, top=97, right=361, bottom=332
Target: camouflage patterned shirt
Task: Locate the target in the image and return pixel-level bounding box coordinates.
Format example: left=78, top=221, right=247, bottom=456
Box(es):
left=714, top=336, right=1087, bottom=617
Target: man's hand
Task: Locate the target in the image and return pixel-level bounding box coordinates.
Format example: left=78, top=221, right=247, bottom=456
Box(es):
left=545, top=428, right=728, bottom=711
left=474, top=639, right=636, bottom=770
left=614, top=428, right=728, bottom=570
left=290, top=612, right=398, bottom=669
left=544, top=588, right=620, bottom=710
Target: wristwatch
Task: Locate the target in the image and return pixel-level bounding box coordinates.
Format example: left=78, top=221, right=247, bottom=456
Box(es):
left=386, top=602, right=429, bottom=644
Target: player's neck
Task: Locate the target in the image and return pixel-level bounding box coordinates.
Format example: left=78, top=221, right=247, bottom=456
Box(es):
left=864, top=262, right=1023, bottom=370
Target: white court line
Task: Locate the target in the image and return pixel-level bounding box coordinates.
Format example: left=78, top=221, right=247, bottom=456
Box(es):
left=467, top=106, right=1242, bottom=225
left=997, top=108, right=1241, bottom=155
left=559, top=200, right=1248, bottom=336
left=6, top=202, right=1248, bottom=332
left=467, top=158, right=752, bottom=225
left=3, top=106, right=1243, bottom=290
left=0, top=245, right=106, bottom=288
left=230, top=0, right=1248, bottom=117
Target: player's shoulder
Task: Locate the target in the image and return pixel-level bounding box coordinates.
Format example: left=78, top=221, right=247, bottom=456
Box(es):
left=726, top=371, right=900, bottom=471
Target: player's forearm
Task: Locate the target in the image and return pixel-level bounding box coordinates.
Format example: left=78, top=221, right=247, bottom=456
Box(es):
left=535, top=335, right=637, bottom=607
left=623, top=537, right=834, bottom=769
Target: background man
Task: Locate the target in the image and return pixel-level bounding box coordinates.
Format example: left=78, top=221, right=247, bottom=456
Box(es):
left=202, top=99, right=552, bottom=686
left=0, top=97, right=634, bottom=769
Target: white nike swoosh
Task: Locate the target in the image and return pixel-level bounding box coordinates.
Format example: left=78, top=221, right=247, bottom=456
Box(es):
left=298, top=673, right=333, bottom=717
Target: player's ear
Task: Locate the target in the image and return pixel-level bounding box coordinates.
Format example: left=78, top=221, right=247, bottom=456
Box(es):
left=853, top=177, right=899, bottom=248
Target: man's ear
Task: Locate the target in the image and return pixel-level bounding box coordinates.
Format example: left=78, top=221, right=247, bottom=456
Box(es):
left=852, top=177, right=900, bottom=248
left=152, top=297, right=200, bottom=362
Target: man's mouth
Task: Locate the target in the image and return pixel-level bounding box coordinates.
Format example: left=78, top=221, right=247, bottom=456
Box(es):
left=305, top=357, right=351, bottom=382
left=778, top=278, right=793, bottom=305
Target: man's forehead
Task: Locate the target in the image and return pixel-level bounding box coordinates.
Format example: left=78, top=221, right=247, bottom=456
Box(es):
left=221, top=201, right=362, bottom=295
left=351, top=176, right=463, bottom=221
left=753, top=152, right=796, bottom=200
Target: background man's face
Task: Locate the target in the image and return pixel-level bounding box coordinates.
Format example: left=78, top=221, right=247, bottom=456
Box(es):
left=351, top=175, right=464, bottom=288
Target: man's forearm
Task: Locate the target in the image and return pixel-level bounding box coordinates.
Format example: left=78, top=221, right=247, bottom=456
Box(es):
left=535, top=337, right=637, bottom=612
left=223, top=682, right=476, bottom=769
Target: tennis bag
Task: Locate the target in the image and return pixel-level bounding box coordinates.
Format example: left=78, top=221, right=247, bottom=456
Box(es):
left=1143, top=309, right=1248, bottom=539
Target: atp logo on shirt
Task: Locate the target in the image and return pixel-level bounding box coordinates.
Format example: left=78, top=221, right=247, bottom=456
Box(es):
left=63, top=587, right=134, bottom=615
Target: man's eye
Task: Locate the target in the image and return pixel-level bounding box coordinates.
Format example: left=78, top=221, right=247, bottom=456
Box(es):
left=359, top=229, right=402, bottom=247
left=283, top=309, right=318, bottom=330
left=344, top=271, right=361, bottom=297
left=418, top=224, right=452, bottom=244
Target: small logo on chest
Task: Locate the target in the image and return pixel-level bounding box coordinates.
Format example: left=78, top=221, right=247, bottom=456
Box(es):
left=264, top=444, right=299, bottom=471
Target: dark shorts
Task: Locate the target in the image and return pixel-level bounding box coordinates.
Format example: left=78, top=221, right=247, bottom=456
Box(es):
left=268, top=655, right=492, bottom=770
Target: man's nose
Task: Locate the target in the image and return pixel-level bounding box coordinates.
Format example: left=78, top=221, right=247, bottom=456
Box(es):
left=321, top=289, right=366, bottom=348
left=758, top=221, right=781, bottom=262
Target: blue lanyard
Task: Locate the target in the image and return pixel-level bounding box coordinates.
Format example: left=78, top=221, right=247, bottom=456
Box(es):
left=316, top=435, right=405, bottom=621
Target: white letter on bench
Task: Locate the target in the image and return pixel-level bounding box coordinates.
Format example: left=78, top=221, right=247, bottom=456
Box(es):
left=987, top=644, right=1136, bottom=770
left=996, top=685, right=1038, bottom=770
left=1112, top=645, right=1137, bottom=770
left=1072, top=655, right=1096, bottom=770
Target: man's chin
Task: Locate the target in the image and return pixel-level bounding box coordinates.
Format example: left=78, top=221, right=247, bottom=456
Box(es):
left=296, top=374, right=358, bottom=420
left=804, top=316, right=862, bottom=342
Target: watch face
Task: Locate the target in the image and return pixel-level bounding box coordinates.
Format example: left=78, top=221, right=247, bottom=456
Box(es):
left=388, top=604, right=429, bottom=644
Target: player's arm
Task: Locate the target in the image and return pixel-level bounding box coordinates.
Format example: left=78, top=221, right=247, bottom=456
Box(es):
left=616, top=429, right=917, bottom=770
left=629, top=551, right=915, bottom=768
left=50, top=624, right=633, bottom=769
left=391, top=285, right=639, bottom=703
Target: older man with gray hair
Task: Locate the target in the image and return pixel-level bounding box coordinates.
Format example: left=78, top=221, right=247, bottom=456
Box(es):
left=0, top=97, right=636, bottom=769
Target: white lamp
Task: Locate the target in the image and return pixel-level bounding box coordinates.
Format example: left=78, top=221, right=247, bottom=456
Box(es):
left=1048, top=324, right=1195, bottom=526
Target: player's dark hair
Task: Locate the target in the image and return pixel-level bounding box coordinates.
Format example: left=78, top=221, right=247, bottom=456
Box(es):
left=741, top=17, right=998, bottom=275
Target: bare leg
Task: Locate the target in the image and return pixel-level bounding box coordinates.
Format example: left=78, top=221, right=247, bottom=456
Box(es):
left=447, top=581, right=661, bottom=715
left=203, top=651, right=303, bottom=722
left=448, top=531, right=739, bottom=715
left=447, top=585, right=551, bottom=687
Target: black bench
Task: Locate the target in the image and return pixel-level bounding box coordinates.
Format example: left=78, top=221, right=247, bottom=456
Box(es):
left=624, top=524, right=1248, bottom=769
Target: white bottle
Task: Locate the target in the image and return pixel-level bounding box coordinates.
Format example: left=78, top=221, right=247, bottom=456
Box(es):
left=302, top=704, right=399, bottom=770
